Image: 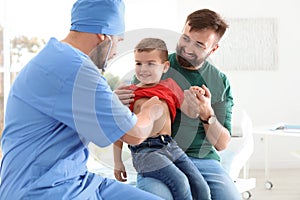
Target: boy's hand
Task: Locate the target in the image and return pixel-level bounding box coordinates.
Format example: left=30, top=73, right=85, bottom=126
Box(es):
left=114, top=162, right=127, bottom=182
left=190, top=86, right=205, bottom=97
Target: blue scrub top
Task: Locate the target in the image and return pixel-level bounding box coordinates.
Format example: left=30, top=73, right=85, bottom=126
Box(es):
left=0, top=38, right=137, bottom=199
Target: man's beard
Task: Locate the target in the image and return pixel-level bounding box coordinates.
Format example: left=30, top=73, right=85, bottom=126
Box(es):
left=88, top=38, right=112, bottom=71
left=177, top=54, right=194, bottom=68
left=89, top=45, right=105, bottom=70
left=176, top=45, right=209, bottom=69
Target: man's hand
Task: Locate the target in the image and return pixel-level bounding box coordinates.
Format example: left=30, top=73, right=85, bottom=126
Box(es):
left=135, top=96, right=166, bottom=138
left=196, top=85, right=214, bottom=121
left=185, top=85, right=214, bottom=120
left=140, top=96, right=164, bottom=121
left=114, top=85, right=135, bottom=107
left=182, top=87, right=202, bottom=118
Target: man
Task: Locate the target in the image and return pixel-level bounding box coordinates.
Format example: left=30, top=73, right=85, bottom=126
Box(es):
left=115, top=9, right=241, bottom=200
left=0, top=0, right=164, bottom=199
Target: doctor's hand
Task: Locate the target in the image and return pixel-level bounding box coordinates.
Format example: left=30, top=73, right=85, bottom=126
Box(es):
left=114, top=85, right=135, bottom=107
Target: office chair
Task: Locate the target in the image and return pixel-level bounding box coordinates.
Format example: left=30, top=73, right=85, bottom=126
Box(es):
left=219, top=111, right=256, bottom=199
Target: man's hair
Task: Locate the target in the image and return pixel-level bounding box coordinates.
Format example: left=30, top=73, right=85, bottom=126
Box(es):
left=134, top=38, right=168, bottom=62
left=186, top=9, right=229, bottom=40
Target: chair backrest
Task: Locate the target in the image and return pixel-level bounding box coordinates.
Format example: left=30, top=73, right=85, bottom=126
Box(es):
left=219, top=110, right=254, bottom=180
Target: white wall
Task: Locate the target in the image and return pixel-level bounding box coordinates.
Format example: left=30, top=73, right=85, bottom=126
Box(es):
left=126, top=0, right=300, bottom=126
left=124, top=0, right=300, bottom=169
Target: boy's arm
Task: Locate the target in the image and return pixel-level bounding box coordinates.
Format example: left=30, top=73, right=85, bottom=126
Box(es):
left=113, top=140, right=127, bottom=182
left=181, top=99, right=199, bottom=118
left=164, top=78, right=201, bottom=118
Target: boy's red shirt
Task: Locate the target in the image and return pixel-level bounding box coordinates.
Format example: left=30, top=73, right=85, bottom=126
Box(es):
left=128, top=78, right=184, bottom=122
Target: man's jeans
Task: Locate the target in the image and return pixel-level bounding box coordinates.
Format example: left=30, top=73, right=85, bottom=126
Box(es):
left=137, top=157, right=242, bottom=200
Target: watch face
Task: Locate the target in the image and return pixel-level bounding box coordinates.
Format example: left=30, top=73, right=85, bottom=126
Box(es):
left=208, top=115, right=217, bottom=124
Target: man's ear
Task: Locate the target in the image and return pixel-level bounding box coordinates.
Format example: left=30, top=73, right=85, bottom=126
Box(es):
left=210, top=44, right=219, bottom=54
left=163, top=61, right=170, bottom=73
left=97, top=34, right=106, bottom=44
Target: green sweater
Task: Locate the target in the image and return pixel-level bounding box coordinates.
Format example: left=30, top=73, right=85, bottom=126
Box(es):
left=162, top=53, right=234, bottom=161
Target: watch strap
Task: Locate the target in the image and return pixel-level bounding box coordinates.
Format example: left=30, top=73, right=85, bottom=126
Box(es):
left=200, top=118, right=209, bottom=124
left=201, top=115, right=216, bottom=124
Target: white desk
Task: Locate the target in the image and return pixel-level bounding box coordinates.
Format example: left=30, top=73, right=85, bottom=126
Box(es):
left=253, top=126, right=300, bottom=189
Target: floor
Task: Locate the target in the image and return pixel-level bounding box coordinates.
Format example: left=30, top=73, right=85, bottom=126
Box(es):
left=244, top=168, right=300, bottom=200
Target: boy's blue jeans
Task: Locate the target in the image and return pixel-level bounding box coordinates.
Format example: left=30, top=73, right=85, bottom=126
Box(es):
left=137, top=158, right=242, bottom=200
left=129, top=135, right=211, bottom=200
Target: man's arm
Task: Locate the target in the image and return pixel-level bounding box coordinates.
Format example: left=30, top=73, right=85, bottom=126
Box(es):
left=198, top=85, right=230, bottom=150
left=121, top=96, right=165, bottom=145
left=184, top=85, right=230, bottom=151
left=201, top=118, right=231, bottom=151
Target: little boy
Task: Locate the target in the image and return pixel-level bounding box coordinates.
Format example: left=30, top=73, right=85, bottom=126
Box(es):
left=113, top=38, right=211, bottom=200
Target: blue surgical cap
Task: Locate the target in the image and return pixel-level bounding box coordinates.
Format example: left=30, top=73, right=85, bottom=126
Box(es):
left=70, top=0, right=125, bottom=36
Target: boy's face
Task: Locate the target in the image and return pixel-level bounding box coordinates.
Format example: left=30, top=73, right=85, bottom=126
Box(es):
left=134, top=50, right=169, bottom=86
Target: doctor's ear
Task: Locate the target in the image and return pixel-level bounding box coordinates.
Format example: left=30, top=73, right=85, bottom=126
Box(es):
left=96, top=34, right=106, bottom=44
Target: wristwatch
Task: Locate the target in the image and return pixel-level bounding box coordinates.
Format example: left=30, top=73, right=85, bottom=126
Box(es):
left=201, top=115, right=217, bottom=125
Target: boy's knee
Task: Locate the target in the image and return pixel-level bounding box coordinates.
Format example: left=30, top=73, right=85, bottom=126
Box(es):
left=178, top=174, right=190, bottom=194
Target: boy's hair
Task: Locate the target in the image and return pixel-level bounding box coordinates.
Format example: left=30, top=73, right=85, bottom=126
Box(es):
left=186, top=9, right=229, bottom=40
left=134, top=38, right=168, bottom=62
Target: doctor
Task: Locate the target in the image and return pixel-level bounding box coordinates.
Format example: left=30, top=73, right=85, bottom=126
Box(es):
left=0, top=0, right=164, bottom=199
